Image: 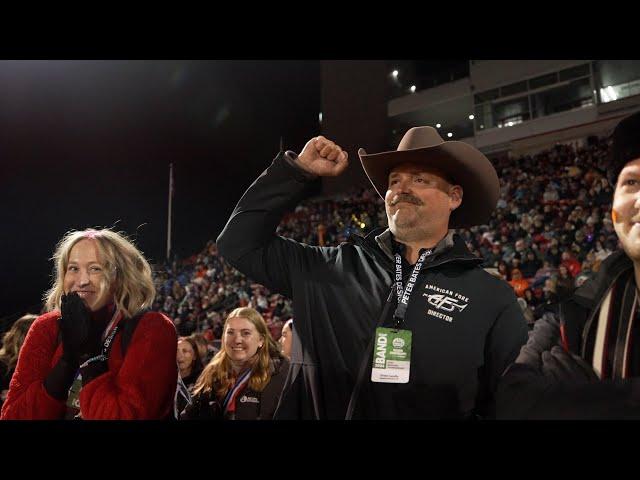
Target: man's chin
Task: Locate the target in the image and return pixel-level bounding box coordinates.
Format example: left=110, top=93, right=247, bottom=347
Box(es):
left=621, top=242, right=640, bottom=262
left=390, top=212, right=418, bottom=229
left=389, top=224, right=424, bottom=243
left=389, top=223, right=412, bottom=237
left=618, top=228, right=640, bottom=259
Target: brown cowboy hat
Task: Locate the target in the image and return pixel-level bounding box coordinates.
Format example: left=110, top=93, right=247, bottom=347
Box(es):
left=358, top=126, right=500, bottom=229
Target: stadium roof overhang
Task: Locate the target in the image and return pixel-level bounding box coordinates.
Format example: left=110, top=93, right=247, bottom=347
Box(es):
left=388, top=77, right=474, bottom=130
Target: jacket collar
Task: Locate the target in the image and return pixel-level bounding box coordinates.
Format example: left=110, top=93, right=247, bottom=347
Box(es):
left=351, top=227, right=482, bottom=272
left=573, top=249, right=633, bottom=309
left=373, top=228, right=456, bottom=261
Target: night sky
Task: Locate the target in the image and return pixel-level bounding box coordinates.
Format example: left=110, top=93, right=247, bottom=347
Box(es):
left=0, top=60, right=321, bottom=319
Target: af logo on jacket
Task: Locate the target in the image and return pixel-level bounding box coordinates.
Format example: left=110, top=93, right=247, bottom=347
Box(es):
left=423, top=284, right=469, bottom=323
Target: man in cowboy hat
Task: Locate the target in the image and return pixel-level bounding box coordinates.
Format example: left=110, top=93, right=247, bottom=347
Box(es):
left=217, top=128, right=528, bottom=420
left=497, top=111, right=640, bottom=419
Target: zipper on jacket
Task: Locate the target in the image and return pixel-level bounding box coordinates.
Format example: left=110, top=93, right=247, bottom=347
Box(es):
left=345, top=283, right=396, bottom=420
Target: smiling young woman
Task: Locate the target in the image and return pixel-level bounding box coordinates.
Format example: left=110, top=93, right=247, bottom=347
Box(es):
left=180, top=307, right=289, bottom=420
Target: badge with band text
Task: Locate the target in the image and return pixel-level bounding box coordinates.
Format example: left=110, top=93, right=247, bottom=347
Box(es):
left=371, top=327, right=412, bottom=383
left=66, top=373, right=82, bottom=412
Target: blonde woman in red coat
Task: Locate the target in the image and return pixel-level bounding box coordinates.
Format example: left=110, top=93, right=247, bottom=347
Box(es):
left=1, top=228, right=178, bottom=420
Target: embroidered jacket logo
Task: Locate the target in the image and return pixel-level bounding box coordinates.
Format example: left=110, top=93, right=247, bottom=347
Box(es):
left=423, top=284, right=470, bottom=323
left=426, top=294, right=468, bottom=313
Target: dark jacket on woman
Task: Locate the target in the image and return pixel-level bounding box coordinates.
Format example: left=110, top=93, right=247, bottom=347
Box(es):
left=180, top=356, right=289, bottom=420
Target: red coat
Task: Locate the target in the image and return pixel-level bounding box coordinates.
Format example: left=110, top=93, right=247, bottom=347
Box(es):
left=509, top=278, right=530, bottom=297
left=1, top=310, right=178, bottom=420
left=562, top=258, right=582, bottom=278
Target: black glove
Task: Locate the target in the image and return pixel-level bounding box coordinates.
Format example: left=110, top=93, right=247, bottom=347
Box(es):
left=44, top=358, right=78, bottom=401
left=541, top=345, right=600, bottom=383
left=59, top=292, right=103, bottom=364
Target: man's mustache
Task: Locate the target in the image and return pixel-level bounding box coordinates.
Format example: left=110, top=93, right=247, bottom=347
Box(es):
left=389, top=194, right=423, bottom=206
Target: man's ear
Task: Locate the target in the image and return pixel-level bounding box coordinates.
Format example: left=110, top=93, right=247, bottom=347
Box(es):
left=449, top=185, right=463, bottom=211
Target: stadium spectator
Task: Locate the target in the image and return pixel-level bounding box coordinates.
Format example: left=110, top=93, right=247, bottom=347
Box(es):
left=279, top=319, right=294, bottom=360
left=497, top=111, right=640, bottom=419
left=509, top=269, right=529, bottom=297
left=180, top=307, right=288, bottom=420
left=1, top=228, right=177, bottom=420
left=0, top=314, right=37, bottom=408
left=176, top=336, right=204, bottom=415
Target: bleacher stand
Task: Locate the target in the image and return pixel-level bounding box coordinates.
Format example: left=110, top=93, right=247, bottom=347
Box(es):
left=152, top=136, right=618, bottom=340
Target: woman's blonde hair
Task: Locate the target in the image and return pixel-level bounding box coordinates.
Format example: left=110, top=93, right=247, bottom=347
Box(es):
left=0, top=314, right=37, bottom=371
left=193, top=307, right=283, bottom=399
left=44, top=228, right=155, bottom=319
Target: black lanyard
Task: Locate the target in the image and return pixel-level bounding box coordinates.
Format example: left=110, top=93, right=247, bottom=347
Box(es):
left=100, top=322, right=120, bottom=358
left=392, top=248, right=432, bottom=329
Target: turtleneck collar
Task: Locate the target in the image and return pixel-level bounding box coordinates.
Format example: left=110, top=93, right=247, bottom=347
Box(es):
left=90, top=302, right=117, bottom=333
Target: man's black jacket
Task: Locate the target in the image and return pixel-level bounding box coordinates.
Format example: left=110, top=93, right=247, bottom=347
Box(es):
left=217, top=153, right=528, bottom=419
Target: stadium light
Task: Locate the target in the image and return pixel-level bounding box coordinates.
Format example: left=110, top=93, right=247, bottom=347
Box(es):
left=469, top=114, right=475, bottom=120
left=410, top=85, right=416, bottom=93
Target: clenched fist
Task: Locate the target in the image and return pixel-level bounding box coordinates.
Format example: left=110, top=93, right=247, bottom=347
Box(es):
left=296, top=136, right=348, bottom=177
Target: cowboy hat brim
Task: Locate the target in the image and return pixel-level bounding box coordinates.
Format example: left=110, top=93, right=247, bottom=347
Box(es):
left=359, top=141, right=499, bottom=229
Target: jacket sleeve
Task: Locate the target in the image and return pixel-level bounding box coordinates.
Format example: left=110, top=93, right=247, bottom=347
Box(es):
left=1, top=315, right=67, bottom=420
left=496, top=312, right=640, bottom=419
left=216, top=151, right=334, bottom=298
left=78, top=312, right=178, bottom=420
left=478, top=296, right=529, bottom=417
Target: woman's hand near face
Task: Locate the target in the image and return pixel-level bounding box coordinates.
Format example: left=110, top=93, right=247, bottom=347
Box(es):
left=59, top=292, right=103, bottom=364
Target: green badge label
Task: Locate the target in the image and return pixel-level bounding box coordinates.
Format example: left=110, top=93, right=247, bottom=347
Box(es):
left=66, top=373, right=82, bottom=411
left=371, top=328, right=412, bottom=383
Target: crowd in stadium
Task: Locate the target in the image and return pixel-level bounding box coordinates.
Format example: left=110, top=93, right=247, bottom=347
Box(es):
left=1, top=134, right=621, bottom=415
left=152, top=135, right=618, bottom=338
